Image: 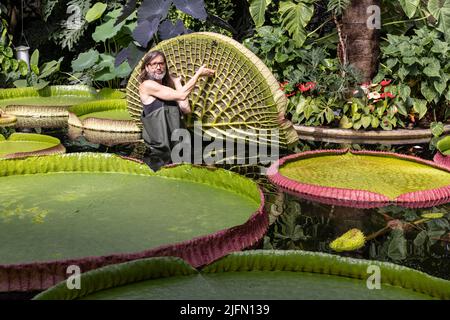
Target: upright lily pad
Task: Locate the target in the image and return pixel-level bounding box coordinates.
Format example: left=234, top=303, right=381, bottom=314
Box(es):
left=126, top=32, right=298, bottom=148
left=0, top=133, right=65, bottom=159
left=268, top=149, right=450, bottom=208
left=0, top=153, right=267, bottom=292
left=33, top=251, right=450, bottom=300
left=434, top=135, right=450, bottom=169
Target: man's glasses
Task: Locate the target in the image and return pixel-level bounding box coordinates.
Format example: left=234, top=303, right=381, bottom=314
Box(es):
left=149, top=62, right=165, bottom=68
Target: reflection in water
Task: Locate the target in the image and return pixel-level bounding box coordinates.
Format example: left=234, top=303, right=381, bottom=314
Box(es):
left=263, top=192, right=450, bottom=280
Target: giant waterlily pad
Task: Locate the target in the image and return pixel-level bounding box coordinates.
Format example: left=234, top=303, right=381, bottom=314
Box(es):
left=0, top=133, right=65, bottom=159
left=34, top=251, right=450, bottom=300
left=0, top=153, right=266, bottom=292
left=0, top=86, right=125, bottom=119
left=68, top=99, right=140, bottom=133
left=126, top=32, right=298, bottom=148
left=268, top=149, right=450, bottom=208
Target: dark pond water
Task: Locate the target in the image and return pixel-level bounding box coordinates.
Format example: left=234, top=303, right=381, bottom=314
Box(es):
left=7, top=125, right=450, bottom=283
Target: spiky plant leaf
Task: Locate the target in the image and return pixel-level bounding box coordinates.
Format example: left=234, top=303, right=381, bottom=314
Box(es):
left=279, top=0, right=315, bottom=48
left=330, top=228, right=366, bottom=252
left=126, top=32, right=298, bottom=148
left=327, top=0, right=351, bottom=16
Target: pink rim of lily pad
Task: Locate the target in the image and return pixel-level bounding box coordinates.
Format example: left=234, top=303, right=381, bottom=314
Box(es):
left=434, top=152, right=450, bottom=170
left=267, top=149, right=450, bottom=209
left=0, top=161, right=268, bottom=292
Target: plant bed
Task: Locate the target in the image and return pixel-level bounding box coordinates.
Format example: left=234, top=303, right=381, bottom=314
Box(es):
left=0, top=153, right=267, bottom=292
left=295, top=124, right=450, bottom=144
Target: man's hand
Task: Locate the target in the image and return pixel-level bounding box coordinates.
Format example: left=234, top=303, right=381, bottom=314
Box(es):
left=197, top=65, right=215, bottom=77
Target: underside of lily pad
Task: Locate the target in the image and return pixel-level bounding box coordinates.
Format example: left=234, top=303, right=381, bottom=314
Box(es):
left=68, top=99, right=140, bottom=133
left=0, top=114, right=17, bottom=127
left=0, top=133, right=65, bottom=159
left=126, top=32, right=298, bottom=148
left=33, top=250, right=450, bottom=300
left=0, top=153, right=266, bottom=292
left=268, top=149, right=450, bottom=208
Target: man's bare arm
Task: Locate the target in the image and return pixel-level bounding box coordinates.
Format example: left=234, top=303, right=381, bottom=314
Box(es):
left=140, top=65, right=215, bottom=102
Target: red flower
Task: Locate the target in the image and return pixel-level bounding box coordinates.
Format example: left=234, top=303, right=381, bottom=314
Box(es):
left=380, top=79, right=392, bottom=87
left=297, top=82, right=316, bottom=92
left=380, top=92, right=395, bottom=99
left=285, top=92, right=297, bottom=97
left=279, top=81, right=289, bottom=90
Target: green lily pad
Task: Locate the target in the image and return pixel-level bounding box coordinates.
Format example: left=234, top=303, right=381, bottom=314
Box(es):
left=0, top=153, right=266, bottom=292
left=279, top=152, right=450, bottom=200
left=79, top=109, right=133, bottom=121
left=0, top=133, right=65, bottom=159
left=68, top=99, right=138, bottom=133
left=0, top=154, right=260, bottom=265
left=33, top=251, right=450, bottom=300
left=269, top=150, right=450, bottom=208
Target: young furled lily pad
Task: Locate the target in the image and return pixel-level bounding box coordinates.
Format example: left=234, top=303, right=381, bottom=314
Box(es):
left=0, top=153, right=267, bottom=292
left=33, top=250, right=450, bottom=300
left=268, top=149, right=450, bottom=208
left=434, top=135, right=450, bottom=169
left=0, top=133, right=65, bottom=159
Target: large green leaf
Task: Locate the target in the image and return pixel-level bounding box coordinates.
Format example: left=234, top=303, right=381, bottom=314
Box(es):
left=279, top=0, right=315, bottom=48
left=33, top=251, right=450, bottom=300
left=85, top=2, right=107, bottom=23
left=92, top=18, right=125, bottom=42
left=71, top=49, right=99, bottom=72
left=30, top=49, right=39, bottom=67
left=399, top=0, right=420, bottom=18
left=249, top=0, right=272, bottom=27
left=428, top=0, right=450, bottom=41
left=413, top=98, right=428, bottom=119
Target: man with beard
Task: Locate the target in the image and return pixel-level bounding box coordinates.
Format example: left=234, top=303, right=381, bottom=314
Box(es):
left=138, top=51, right=215, bottom=170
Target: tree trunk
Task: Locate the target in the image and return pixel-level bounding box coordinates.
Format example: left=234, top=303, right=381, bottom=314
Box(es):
left=341, top=0, right=380, bottom=83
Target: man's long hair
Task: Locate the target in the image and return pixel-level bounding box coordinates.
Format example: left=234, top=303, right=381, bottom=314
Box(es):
left=138, top=51, right=171, bottom=85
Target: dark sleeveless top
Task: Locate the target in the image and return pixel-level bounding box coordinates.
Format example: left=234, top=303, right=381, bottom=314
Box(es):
left=143, top=97, right=178, bottom=117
